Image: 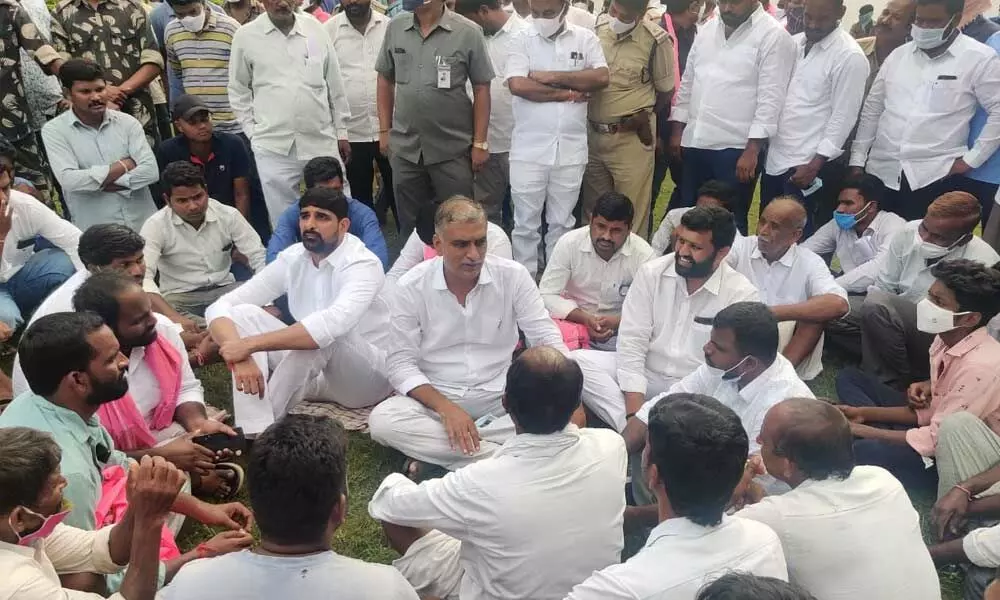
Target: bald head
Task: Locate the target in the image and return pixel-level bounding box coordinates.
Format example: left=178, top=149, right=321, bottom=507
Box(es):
left=765, top=197, right=808, bottom=230
left=504, top=347, right=583, bottom=434
left=757, top=197, right=807, bottom=260
left=761, top=398, right=854, bottom=485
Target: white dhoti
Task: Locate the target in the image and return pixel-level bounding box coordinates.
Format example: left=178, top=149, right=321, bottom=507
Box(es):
left=510, top=161, right=586, bottom=277
left=572, top=349, right=677, bottom=432
left=368, top=388, right=516, bottom=471
left=393, top=530, right=463, bottom=600
left=228, top=304, right=391, bottom=435
left=777, top=321, right=824, bottom=381
left=253, top=143, right=351, bottom=229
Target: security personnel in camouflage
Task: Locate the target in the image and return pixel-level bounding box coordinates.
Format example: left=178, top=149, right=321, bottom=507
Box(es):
left=583, top=0, right=674, bottom=236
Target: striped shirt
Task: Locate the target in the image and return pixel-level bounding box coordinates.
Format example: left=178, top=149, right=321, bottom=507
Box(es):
left=164, top=10, right=242, bottom=134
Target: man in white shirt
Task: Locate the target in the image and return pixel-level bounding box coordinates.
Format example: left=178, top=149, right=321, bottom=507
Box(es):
left=454, top=0, right=528, bottom=223
left=650, top=179, right=739, bottom=256
left=0, top=427, right=185, bottom=600
left=162, top=414, right=419, bottom=600
left=739, top=397, right=941, bottom=600
left=368, top=197, right=568, bottom=471
left=760, top=0, right=869, bottom=236
left=506, top=0, right=609, bottom=277
left=141, top=161, right=265, bottom=324
left=229, top=0, right=351, bottom=227
left=370, top=347, right=626, bottom=600
left=205, top=187, right=392, bottom=435
left=667, top=0, right=795, bottom=234
left=727, top=198, right=850, bottom=381
left=539, top=192, right=654, bottom=351
left=859, top=191, right=999, bottom=388
left=565, top=393, right=788, bottom=600
left=325, top=0, right=394, bottom=220
left=848, top=0, right=1000, bottom=221
left=805, top=173, right=906, bottom=359
left=572, top=206, right=759, bottom=432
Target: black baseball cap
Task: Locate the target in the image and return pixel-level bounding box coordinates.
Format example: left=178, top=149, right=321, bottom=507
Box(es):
left=171, top=94, right=211, bottom=121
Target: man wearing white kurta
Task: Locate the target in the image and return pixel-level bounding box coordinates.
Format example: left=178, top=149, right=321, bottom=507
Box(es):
left=205, top=188, right=391, bottom=435
left=726, top=198, right=849, bottom=381
left=368, top=197, right=568, bottom=470
left=370, top=347, right=626, bottom=600
left=572, top=206, right=759, bottom=432
left=506, top=0, right=609, bottom=277
left=228, top=2, right=352, bottom=227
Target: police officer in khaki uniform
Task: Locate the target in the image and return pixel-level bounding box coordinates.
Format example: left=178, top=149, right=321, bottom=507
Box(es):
left=583, top=0, right=674, bottom=236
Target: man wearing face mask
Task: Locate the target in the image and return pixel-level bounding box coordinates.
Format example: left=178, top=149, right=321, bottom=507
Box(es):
left=837, top=259, right=1000, bottom=495
left=855, top=192, right=999, bottom=390
left=667, top=0, right=796, bottom=234
left=0, top=427, right=185, bottom=600
left=583, top=0, right=674, bottom=236
left=760, top=0, right=869, bottom=237
left=849, top=0, right=1000, bottom=221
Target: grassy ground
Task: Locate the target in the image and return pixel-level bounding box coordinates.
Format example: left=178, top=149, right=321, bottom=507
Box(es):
left=167, top=182, right=962, bottom=598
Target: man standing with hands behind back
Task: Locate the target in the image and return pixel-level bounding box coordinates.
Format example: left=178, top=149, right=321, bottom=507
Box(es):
left=376, top=0, right=495, bottom=234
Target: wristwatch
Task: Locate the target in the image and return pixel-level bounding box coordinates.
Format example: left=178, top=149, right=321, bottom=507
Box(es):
left=473, top=141, right=489, bottom=151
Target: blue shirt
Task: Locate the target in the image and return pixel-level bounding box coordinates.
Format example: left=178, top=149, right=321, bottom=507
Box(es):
left=969, top=32, right=1000, bottom=185
left=267, top=199, right=389, bottom=270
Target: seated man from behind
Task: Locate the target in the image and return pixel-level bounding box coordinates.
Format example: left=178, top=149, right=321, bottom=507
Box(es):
left=860, top=191, right=999, bottom=389
left=696, top=573, right=818, bottom=600
left=0, top=427, right=186, bottom=600
left=738, top=397, right=941, bottom=600
left=370, top=347, right=626, bottom=600
left=368, top=197, right=567, bottom=472
left=160, top=414, right=420, bottom=600
left=565, top=393, right=788, bottom=600
left=206, top=186, right=392, bottom=435
left=141, top=161, right=265, bottom=323
left=726, top=197, right=849, bottom=381
left=650, top=180, right=740, bottom=256
left=266, top=157, right=388, bottom=270
left=837, top=259, right=1000, bottom=493
left=539, top=192, right=654, bottom=351
left=571, top=206, right=759, bottom=433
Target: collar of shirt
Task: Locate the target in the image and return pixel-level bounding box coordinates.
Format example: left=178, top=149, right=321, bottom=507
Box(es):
left=579, top=231, right=638, bottom=260
left=336, top=9, right=387, bottom=34
left=430, top=257, right=495, bottom=290
left=738, top=354, right=796, bottom=402
left=68, top=108, right=115, bottom=131
left=750, top=240, right=798, bottom=268
left=403, top=7, right=456, bottom=33
left=645, top=515, right=724, bottom=548
left=261, top=11, right=308, bottom=36
left=494, top=425, right=581, bottom=459
left=169, top=200, right=220, bottom=229
left=932, top=327, right=996, bottom=360
left=716, top=3, right=766, bottom=43
left=497, top=11, right=521, bottom=36
left=0, top=539, right=37, bottom=559
left=662, top=260, right=727, bottom=297
left=908, top=34, right=961, bottom=60
left=32, top=396, right=106, bottom=450
left=799, top=27, right=838, bottom=53
left=202, top=7, right=218, bottom=31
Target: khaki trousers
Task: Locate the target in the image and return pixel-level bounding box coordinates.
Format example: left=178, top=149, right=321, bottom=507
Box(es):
left=582, top=115, right=656, bottom=236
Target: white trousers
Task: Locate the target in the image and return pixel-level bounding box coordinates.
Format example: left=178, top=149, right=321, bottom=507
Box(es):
left=368, top=388, right=516, bottom=470
left=228, top=304, right=391, bottom=435
left=510, top=161, right=585, bottom=277
left=571, top=349, right=677, bottom=432
left=393, top=530, right=463, bottom=600
left=253, top=143, right=350, bottom=229
left=778, top=321, right=824, bottom=381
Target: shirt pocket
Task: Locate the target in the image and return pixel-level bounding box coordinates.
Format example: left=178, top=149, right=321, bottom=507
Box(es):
left=304, top=56, right=328, bottom=89
left=927, top=78, right=960, bottom=114
left=424, top=52, right=468, bottom=89
left=393, top=50, right=413, bottom=84
left=688, top=320, right=712, bottom=359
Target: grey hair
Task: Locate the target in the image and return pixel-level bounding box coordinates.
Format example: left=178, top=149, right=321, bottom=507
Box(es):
left=0, top=427, right=62, bottom=513
left=435, top=195, right=487, bottom=236
left=770, top=196, right=808, bottom=231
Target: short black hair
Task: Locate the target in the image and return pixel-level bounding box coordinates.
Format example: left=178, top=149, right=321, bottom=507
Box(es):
left=415, top=202, right=437, bottom=247
left=915, top=0, right=963, bottom=16
left=455, top=0, right=501, bottom=14
left=679, top=206, right=738, bottom=251
left=931, top=259, right=1000, bottom=324
left=0, top=428, right=63, bottom=514
left=592, top=191, right=635, bottom=226
left=614, top=0, right=648, bottom=12
left=664, top=0, right=697, bottom=15
left=248, top=414, right=348, bottom=545
left=72, top=270, right=140, bottom=331
left=166, top=0, right=202, bottom=7
left=697, top=180, right=739, bottom=211
left=697, top=573, right=818, bottom=600
left=78, top=224, right=145, bottom=269
left=161, top=161, right=207, bottom=195
left=0, top=136, right=15, bottom=165
left=712, top=302, right=779, bottom=364
left=839, top=173, right=884, bottom=206
left=504, top=347, right=583, bottom=434
left=19, top=312, right=106, bottom=396
left=860, top=3, right=874, bottom=12
left=302, top=157, right=344, bottom=189
left=774, top=398, right=855, bottom=481
left=59, top=58, right=105, bottom=90
left=299, top=186, right=349, bottom=220
left=647, top=394, right=748, bottom=527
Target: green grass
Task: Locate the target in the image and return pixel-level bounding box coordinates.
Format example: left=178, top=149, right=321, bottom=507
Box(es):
left=168, top=181, right=960, bottom=599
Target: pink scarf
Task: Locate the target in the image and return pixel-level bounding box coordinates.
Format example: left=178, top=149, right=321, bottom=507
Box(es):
left=660, top=14, right=682, bottom=106
left=97, top=466, right=180, bottom=560
left=423, top=244, right=438, bottom=261
left=97, top=334, right=183, bottom=452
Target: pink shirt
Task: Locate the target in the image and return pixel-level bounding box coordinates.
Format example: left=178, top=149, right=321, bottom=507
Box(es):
left=906, top=328, right=1000, bottom=456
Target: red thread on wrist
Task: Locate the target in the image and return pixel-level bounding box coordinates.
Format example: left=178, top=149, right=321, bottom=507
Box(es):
left=955, top=484, right=974, bottom=500
left=196, top=543, right=212, bottom=559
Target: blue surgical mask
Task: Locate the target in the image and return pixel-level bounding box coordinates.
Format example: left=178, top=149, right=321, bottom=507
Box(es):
left=832, top=202, right=872, bottom=230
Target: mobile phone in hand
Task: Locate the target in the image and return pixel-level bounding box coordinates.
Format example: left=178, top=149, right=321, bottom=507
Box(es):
left=192, top=427, right=247, bottom=455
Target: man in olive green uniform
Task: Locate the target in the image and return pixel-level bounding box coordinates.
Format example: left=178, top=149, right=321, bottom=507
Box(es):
left=583, top=0, right=673, bottom=236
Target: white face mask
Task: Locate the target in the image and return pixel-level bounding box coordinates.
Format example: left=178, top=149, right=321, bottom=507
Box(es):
left=915, top=227, right=966, bottom=260
left=706, top=355, right=752, bottom=381
left=179, top=10, right=206, bottom=32
left=916, top=298, right=970, bottom=334
left=532, top=5, right=566, bottom=37
left=502, top=2, right=515, bottom=13
left=773, top=7, right=785, bottom=19
left=609, top=15, right=636, bottom=34
left=910, top=17, right=954, bottom=50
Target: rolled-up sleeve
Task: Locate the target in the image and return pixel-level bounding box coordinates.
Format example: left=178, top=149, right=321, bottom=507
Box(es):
left=368, top=472, right=473, bottom=538
left=298, top=257, right=384, bottom=348
left=964, top=525, right=1000, bottom=568
left=43, top=524, right=122, bottom=575
left=537, top=235, right=579, bottom=319
left=513, top=266, right=569, bottom=353
left=748, top=27, right=795, bottom=140
left=137, top=10, right=164, bottom=69
left=204, top=256, right=289, bottom=324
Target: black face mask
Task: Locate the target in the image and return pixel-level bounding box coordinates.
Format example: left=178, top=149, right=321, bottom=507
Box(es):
left=343, top=2, right=369, bottom=17
left=804, top=22, right=837, bottom=42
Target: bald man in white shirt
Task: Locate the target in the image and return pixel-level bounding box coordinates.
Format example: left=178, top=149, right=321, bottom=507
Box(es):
left=369, top=197, right=568, bottom=472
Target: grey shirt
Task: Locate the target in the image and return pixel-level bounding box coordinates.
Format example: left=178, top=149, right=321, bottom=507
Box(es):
left=376, top=8, right=494, bottom=165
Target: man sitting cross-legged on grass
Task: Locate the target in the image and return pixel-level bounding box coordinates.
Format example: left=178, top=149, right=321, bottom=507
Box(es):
left=370, top=347, right=626, bottom=600
left=160, top=414, right=420, bottom=600
left=368, top=196, right=568, bottom=474
left=0, top=312, right=253, bottom=594
left=206, top=186, right=392, bottom=435
left=73, top=271, right=244, bottom=500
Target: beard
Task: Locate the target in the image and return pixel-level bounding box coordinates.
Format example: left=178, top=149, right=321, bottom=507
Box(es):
left=302, top=231, right=340, bottom=255
left=675, top=252, right=717, bottom=279
left=85, top=372, right=129, bottom=406
left=343, top=2, right=369, bottom=17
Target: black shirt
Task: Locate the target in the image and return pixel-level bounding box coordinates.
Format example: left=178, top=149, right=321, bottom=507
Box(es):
left=155, top=132, right=251, bottom=207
